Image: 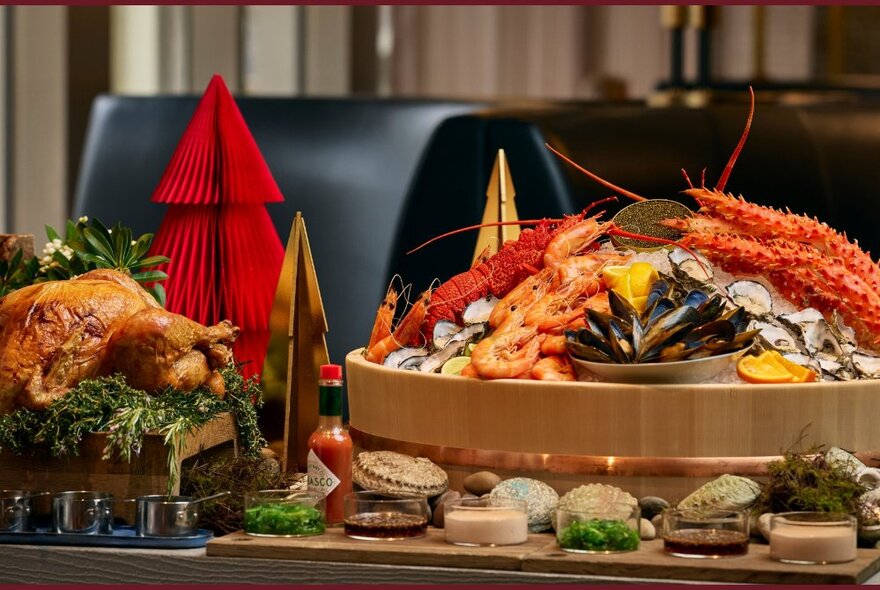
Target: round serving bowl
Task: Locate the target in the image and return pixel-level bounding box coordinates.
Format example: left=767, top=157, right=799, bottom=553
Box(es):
left=569, top=346, right=751, bottom=385
left=346, top=349, right=880, bottom=499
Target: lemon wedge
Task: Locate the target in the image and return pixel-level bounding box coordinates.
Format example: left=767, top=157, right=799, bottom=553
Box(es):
left=602, top=266, right=630, bottom=290
left=628, top=262, right=659, bottom=298
left=441, top=356, right=472, bottom=376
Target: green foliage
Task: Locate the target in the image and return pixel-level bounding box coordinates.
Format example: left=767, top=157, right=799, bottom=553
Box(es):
left=0, top=249, right=39, bottom=298
left=37, top=218, right=170, bottom=305
left=0, top=364, right=265, bottom=495
left=243, top=503, right=325, bottom=536
left=755, top=449, right=867, bottom=517
left=558, top=519, right=640, bottom=552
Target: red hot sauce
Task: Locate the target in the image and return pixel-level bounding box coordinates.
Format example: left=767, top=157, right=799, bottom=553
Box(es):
left=307, top=364, right=353, bottom=525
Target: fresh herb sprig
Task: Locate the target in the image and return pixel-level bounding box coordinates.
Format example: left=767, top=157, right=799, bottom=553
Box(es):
left=39, top=218, right=170, bottom=305
left=0, top=249, right=39, bottom=298
left=0, top=364, right=265, bottom=495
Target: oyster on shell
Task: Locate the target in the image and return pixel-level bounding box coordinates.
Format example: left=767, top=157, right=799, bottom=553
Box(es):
left=462, top=295, right=499, bottom=325
left=853, top=352, right=880, bottom=379
left=749, top=320, right=804, bottom=355
left=727, top=280, right=774, bottom=317
left=420, top=322, right=486, bottom=373
left=383, top=347, right=429, bottom=370
left=668, top=247, right=714, bottom=286
left=678, top=474, right=761, bottom=511
left=432, top=320, right=461, bottom=349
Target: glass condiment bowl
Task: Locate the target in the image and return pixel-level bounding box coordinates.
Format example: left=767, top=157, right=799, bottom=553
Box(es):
left=444, top=497, right=528, bottom=547
left=343, top=491, right=429, bottom=541
left=769, top=512, right=857, bottom=565
left=662, top=508, right=749, bottom=558
left=555, top=502, right=640, bottom=554
left=243, top=490, right=326, bottom=537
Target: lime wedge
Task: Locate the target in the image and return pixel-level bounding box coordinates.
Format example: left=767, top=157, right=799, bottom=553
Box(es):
left=441, top=356, right=472, bottom=376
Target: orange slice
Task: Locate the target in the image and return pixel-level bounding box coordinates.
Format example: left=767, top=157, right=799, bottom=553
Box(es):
left=737, top=351, right=818, bottom=384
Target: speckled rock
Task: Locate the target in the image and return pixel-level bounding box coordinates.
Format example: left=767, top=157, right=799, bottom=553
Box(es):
left=551, top=484, right=638, bottom=530
left=432, top=490, right=460, bottom=528
left=639, top=518, right=656, bottom=540
left=489, top=477, right=558, bottom=533
left=638, top=496, right=670, bottom=521
left=463, top=471, right=502, bottom=496
left=757, top=513, right=773, bottom=542
left=678, top=475, right=761, bottom=511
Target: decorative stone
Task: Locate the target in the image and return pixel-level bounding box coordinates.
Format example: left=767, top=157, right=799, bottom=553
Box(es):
left=431, top=489, right=460, bottom=511
left=678, top=475, right=761, bottom=511
left=825, top=446, right=866, bottom=475
left=639, top=518, right=656, bottom=540
left=432, top=490, right=460, bottom=528
left=352, top=451, right=448, bottom=496
left=463, top=471, right=501, bottom=496
left=552, top=484, right=637, bottom=530
left=756, top=512, right=773, bottom=542
left=490, top=477, right=558, bottom=533
left=651, top=513, right=664, bottom=532
left=638, top=496, right=670, bottom=521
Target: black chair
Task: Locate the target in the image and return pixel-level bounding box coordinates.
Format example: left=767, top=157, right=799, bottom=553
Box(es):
left=388, top=101, right=880, bottom=294
left=73, top=96, right=486, bottom=372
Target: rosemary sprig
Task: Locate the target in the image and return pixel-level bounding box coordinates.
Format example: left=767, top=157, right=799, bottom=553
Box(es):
left=0, top=364, right=265, bottom=495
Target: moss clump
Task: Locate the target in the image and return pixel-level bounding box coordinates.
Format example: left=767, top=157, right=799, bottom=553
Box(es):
left=755, top=449, right=867, bottom=517
left=181, top=455, right=304, bottom=536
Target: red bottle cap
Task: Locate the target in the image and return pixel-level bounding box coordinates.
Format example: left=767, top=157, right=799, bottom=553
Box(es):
left=320, top=364, right=343, bottom=380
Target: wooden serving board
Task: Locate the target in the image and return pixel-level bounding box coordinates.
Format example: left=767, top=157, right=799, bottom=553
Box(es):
left=523, top=539, right=880, bottom=585
left=208, top=530, right=880, bottom=584
left=207, top=528, right=550, bottom=571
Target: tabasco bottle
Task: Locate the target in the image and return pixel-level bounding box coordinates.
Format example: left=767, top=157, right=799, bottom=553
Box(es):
left=307, top=363, right=353, bottom=525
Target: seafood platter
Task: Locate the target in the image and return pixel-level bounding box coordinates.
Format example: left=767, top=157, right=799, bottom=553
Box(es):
left=346, top=91, right=880, bottom=498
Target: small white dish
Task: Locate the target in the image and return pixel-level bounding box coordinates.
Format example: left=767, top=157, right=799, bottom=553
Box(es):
left=569, top=346, right=750, bottom=384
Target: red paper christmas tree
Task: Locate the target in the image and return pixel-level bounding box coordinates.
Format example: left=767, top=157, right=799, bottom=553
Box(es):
left=149, top=75, right=284, bottom=379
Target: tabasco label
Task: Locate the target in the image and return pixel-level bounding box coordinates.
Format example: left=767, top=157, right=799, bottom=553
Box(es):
left=307, top=449, right=341, bottom=496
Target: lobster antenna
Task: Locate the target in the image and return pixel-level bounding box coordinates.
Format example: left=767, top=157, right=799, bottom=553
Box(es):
left=716, top=86, right=755, bottom=193
left=681, top=169, right=694, bottom=189
left=546, top=143, right=647, bottom=202
left=407, top=195, right=617, bottom=256
left=406, top=219, right=545, bottom=255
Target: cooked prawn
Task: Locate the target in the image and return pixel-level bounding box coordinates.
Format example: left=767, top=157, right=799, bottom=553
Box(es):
left=367, top=285, right=398, bottom=350
left=365, top=289, right=430, bottom=363
left=469, top=324, right=541, bottom=379
left=532, top=355, right=576, bottom=381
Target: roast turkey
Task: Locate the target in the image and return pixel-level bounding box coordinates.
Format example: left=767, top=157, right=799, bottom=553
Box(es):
left=0, top=269, right=239, bottom=414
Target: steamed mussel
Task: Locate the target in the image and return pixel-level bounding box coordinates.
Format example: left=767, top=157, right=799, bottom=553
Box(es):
left=565, top=277, right=758, bottom=364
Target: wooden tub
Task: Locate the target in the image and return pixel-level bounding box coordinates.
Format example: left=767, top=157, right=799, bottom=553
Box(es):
left=346, top=350, right=880, bottom=499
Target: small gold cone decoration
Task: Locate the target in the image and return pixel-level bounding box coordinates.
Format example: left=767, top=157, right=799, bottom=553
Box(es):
left=472, top=149, right=521, bottom=265
left=263, top=213, right=329, bottom=472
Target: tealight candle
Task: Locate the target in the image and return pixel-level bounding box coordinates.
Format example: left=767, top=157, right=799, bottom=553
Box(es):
left=769, top=512, right=857, bottom=565
left=444, top=498, right=528, bottom=546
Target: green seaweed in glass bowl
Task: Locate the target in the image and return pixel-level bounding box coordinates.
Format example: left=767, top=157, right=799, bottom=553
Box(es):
left=556, top=504, right=640, bottom=554
left=244, top=491, right=326, bottom=537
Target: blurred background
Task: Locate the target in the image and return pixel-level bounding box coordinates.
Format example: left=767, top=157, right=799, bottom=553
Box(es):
left=1, top=5, right=880, bottom=238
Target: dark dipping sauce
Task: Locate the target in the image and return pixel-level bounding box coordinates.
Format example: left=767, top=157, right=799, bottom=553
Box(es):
left=344, top=512, right=428, bottom=540
left=663, top=529, right=749, bottom=557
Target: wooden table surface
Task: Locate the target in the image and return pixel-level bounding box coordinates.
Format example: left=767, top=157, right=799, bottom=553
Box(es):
left=3, top=535, right=880, bottom=585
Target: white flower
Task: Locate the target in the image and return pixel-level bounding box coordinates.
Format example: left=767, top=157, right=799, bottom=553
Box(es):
left=78, top=216, right=88, bottom=223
